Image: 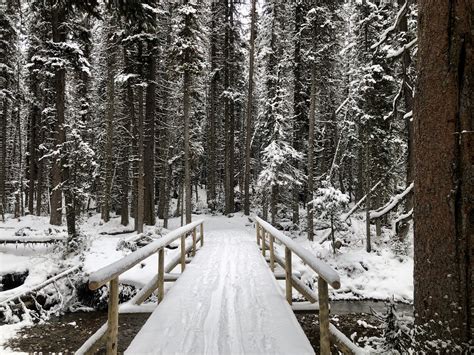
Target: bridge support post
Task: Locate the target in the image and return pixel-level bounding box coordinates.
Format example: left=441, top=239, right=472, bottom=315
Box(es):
left=262, top=231, right=266, bottom=257
left=106, top=277, right=119, bottom=355
left=256, top=222, right=260, bottom=246
left=181, top=235, right=186, bottom=272
left=285, top=247, right=292, bottom=304
left=318, top=276, right=330, bottom=355
left=200, top=223, right=204, bottom=246
left=192, top=228, right=197, bottom=256
left=269, top=234, right=275, bottom=272
left=158, top=248, right=165, bottom=302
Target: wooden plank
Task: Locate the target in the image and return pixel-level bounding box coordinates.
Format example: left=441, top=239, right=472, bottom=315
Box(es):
left=292, top=302, right=320, bottom=313
left=318, top=277, right=330, bottom=355
left=157, top=248, right=164, bottom=303
left=285, top=246, right=292, bottom=305
left=106, top=277, right=119, bottom=355
left=273, top=270, right=301, bottom=280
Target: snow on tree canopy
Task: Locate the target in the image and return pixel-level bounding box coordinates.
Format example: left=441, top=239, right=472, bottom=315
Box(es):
left=312, top=183, right=349, bottom=220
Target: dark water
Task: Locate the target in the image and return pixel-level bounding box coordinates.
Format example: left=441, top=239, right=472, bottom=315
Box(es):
left=6, top=300, right=408, bottom=353
left=6, top=311, right=149, bottom=354
left=331, top=300, right=413, bottom=315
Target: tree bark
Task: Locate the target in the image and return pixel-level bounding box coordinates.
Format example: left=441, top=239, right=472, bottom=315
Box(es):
left=49, top=3, right=66, bottom=226
left=102, top=22, right=116, bottom=223
left=414, top=0, right=472, bottom=346
left=307, top=60, right=316, bottom=241
left=207, top=1, right=219, bottom=212
left=120, top=48, right=134, bottom=227
left=243, top=0, right=256, bottom=216
left=135, top=43, right=145, bottom=234
left=183, top=67, right=192, bottom=224
left=224, top=0, right=235, bottom=215
left=143, top=36, right=156, bottom=225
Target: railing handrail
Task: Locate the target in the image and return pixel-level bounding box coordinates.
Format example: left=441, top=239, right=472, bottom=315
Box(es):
left=255, top=216, right=340, bottom=289
left=88, top=219, right=204, bottom=290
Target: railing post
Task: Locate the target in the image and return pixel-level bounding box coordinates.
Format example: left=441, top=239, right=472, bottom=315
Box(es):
left=200, top=222, right=204, bottom=246
left=256, top=222, right=260, bottom=246
left=285, top=246, right=292, bottom=305
left=192, top=227, right=197, bottom=256
left=181, top=234, right=186, bottom=272
left=157, top=248, right=165, bottom=303
left=318, top=276, right=330, bottom=355
left=262, top=231, right=266, bottom=257
left=269, top=234, right=275, bottom=272
left=106, top=277, right=119, bottom=355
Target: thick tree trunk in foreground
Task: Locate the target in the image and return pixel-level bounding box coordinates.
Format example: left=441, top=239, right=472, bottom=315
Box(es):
left=414, top=0, right=472, bottom=347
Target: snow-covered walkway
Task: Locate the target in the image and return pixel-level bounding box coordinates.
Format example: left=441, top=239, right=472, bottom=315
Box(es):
left=126, top=218, right=314, bottom=355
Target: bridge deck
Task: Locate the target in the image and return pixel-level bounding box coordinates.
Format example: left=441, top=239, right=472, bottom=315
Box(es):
left=125, top=222, right=314, bottom=354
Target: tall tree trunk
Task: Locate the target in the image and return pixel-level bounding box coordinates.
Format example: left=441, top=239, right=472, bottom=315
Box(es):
left=307, top=61, right=316, bottom=241
left=102, top=24, right=116, bottom=223
left=0, top=81, right=8, bottom=221
left=120, top=49, right=134, bottom=227
left=224, top=0, right=235, bottom=215
left=365, top=127, right=371, bottom=253
left=414, top=0, right=472, bottom=347
left=144, top=36, right=156, bottom=225
left=207, top=2, right=218, bottom=212
left=400, top=0, right=414, bottom=212
left=291, top=2, right=305, bottom=225
left=27, top=76, right=39, bottom=215
left=36, top=117, right=44, bottom=216
left=135, top=44, right=145, bottom=233
left=49, top=4, right=66, bottom=226
left=183, top=67, right=192, bottom=224
left=243, top=0, right=256, bottom=216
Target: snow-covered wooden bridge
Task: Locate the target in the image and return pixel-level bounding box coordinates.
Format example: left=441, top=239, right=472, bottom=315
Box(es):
left=76, top=218, right=363, bottom=355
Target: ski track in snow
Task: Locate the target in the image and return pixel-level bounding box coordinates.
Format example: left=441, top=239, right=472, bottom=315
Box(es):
left=126, top=221, right=314, bottom=355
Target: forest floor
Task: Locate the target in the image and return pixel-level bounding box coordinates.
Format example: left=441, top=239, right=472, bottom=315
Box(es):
left=0, top=205, right=414, bottom=353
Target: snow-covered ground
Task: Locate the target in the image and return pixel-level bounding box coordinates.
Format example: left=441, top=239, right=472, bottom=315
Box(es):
left=288, top=216, right=413, bottom=303
left=0, top=204, right=413, bottom=353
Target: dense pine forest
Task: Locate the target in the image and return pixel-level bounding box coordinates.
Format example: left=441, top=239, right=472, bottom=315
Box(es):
left=1, top=0, right=417, bottom=242
left=0, top=0, right=472, bottom=353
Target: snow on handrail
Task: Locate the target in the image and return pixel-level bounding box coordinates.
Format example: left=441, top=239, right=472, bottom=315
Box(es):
left=88, top=219, right=204, bottom=290
left=254, top=216, right=340, bottom=289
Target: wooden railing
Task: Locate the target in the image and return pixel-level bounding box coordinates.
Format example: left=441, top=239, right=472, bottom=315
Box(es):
left=76, top=220, right=204, bottom=355
left=255, top=216, right=364, bottom=355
